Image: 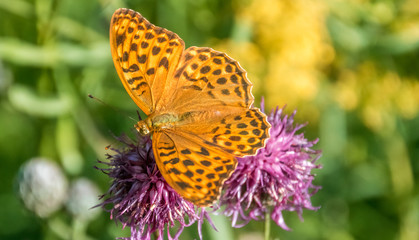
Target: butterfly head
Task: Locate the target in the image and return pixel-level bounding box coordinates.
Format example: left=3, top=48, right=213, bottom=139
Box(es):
left=135, top=119, right=151, bottom=136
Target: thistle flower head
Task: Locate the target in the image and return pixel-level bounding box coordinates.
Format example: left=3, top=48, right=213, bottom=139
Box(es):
left=219, top=100, right=322, bottom=230
left=97, top=134, right=213, bottom=240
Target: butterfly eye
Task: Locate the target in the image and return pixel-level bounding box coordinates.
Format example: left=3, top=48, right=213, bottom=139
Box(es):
left=135, top=121, right=150, bottom=136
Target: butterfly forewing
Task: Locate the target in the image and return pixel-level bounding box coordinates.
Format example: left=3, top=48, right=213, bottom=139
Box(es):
left=110, top=8, right=185, bottom=114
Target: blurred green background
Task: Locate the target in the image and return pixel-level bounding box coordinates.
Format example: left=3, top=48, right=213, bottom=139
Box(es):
left=1, top=0, right=418, bottom=239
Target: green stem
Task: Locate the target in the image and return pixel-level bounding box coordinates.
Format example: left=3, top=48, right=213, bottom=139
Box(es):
left=265, top=211, right=271, bottom=240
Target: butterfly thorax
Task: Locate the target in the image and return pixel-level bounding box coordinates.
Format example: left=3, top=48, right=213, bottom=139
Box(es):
left=135, top=112, right=181, bottom=135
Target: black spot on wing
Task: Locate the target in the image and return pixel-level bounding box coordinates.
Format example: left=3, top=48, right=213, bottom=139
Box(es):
left=163, top=157, right=180, bottom=165
left=185, top=171, right=194, bottom=178
left=160, top=150, right=176, bottom=157
left=213, top=58, right=222, bottom=64
left=252, top=129, right=261, bottom=135
left=200, top=160, right=211, bottom=166
left=159, top=57, right=169, bottom=69
left=138, top=54, right=147, bottom=64
left=116, top=34, right=126, bottom=46
left=176, top=181, right=191, bottom=190
left=217, top=77, right=227, bottom=85
left=127, top=76, right=144, bottom=84
left=221, top=89, right=230, bottom=95
left=122, top=52, right=129, bottom=61
left=169, top=168, right=181, bottom=175
left=131, top=43, right=138, bottom=51
left=197, top=147, right=210, bottom=156
left=146, top=68, right=155, bottom=75
left=145, top=32, right=154, bottom=39
left=183, top=160, right=194, bottom=166
left=152, top=46, right=161, bottom=55
left=214, top=166, right=223, bottom=172
left=181, top=149, right=191, bottom=154
left=200, top=66, right=211, bottom=74
left=123, top=64, right=139, bottom=73
left=141, top=41, right=149, bottom=48
left=182, top=85, right=202, bottom=91
left=230, top=75, right=238, bottom=84
left=206, top=173, right=215, bottom=179
left=212, top=69, right=221, bottom=75
left=199, top=54, right=208, bottom=61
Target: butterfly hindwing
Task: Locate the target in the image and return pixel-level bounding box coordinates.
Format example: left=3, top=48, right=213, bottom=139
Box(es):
left=153, top=130, right=237, bottom=207
left=173, top=108, right=271, bottom=157
left=110, top=8, right=185, bottom=114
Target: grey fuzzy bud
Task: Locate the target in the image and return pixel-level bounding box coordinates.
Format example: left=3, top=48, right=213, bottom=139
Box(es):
left=66, top=178, right=101, bottom=221
left=18, top=158, right=68, bottom=218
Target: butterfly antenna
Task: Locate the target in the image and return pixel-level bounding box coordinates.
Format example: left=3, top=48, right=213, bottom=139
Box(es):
left=137, top=110, right=143, bottom=120
left=88, top=94, right=138, bottom=122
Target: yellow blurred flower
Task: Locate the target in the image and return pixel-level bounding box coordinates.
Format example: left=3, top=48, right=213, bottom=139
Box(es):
left=334, top=70, right=359, bottom=111
left=232, top=0, right=333, bottom=122
left=333, top=61, right=419, bottom=132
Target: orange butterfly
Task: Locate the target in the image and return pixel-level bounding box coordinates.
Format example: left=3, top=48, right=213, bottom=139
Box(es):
left=110, top=8, right=270, bottom=206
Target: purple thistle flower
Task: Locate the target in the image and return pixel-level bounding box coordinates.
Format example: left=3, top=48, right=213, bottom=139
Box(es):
left=219, top=99, right=322, bottom=230
left=97, top=134, right=214, bottom=240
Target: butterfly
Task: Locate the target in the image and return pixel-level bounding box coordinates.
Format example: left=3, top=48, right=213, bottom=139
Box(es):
left=110, top=8, right=270, bottom=206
